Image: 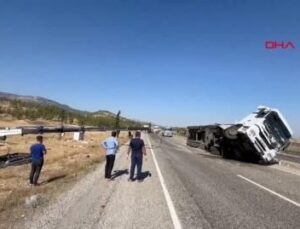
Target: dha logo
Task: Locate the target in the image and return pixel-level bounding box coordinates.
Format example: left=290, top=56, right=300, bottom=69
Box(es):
left=265, top=41, right=296, bottom=49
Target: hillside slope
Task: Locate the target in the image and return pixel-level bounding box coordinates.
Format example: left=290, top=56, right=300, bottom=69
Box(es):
left=0, top=92, right=143, bottom=128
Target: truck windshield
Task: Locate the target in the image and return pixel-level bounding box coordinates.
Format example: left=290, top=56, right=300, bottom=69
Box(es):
left=263, top=111, right=292, bottom=145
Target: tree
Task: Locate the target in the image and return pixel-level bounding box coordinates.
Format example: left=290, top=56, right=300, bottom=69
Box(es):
left=60, top=109, right=66, bottom=125
left=115, top=110, right=121, bottom=137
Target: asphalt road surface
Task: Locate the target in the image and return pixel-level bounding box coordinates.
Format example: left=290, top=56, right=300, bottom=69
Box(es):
left=24, top=133, right=300, bottom=229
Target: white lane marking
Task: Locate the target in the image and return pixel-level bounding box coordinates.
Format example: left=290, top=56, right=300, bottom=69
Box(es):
left=146, top=134, right=182, bottom=229
left=237, top=175, right=300, bottom=208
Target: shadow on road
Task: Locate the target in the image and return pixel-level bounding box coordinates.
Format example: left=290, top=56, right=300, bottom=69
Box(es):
left=196, top=152, right=278, bottom=166
left=138, top=171, right=152, bottom=181
left=111, top=169, right=129, bottom=179
left=42, top=174, right=67, bottom=184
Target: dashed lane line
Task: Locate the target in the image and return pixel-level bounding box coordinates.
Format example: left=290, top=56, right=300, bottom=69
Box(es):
left=237, top=174, right=300, bottom=208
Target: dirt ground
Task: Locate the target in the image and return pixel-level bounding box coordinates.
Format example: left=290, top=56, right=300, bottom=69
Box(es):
left=288, top=139, right=300, bottom=154
left=0, top=119, right=128, bottom=228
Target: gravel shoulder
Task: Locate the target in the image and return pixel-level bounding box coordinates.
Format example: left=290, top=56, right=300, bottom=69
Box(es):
left=22, top=135, right=173, bottom=229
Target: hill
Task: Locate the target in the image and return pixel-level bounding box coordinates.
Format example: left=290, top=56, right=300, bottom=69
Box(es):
left=0, top=92, right=143, bottom=128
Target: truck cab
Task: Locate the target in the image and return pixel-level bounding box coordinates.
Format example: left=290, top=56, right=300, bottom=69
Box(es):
left=233, top=106, right=293, bottom=162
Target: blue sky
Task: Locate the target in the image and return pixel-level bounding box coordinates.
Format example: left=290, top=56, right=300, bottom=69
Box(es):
left=0, top=0, right=299, bottom=136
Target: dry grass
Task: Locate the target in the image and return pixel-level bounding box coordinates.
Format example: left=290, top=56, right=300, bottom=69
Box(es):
left=0, top=116, right=61, bottom=127
left=0, top=119, right=128, bottom=227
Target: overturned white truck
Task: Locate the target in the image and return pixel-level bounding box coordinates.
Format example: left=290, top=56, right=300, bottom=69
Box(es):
left=187, top=106, right=293, bottom=163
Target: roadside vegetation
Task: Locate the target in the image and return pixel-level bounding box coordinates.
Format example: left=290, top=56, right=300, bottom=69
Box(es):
left=0, top=126, right=128, bottom=228
left=0, top=96, right=135, bottom=227
left=0, top=98, right=141, bottom=128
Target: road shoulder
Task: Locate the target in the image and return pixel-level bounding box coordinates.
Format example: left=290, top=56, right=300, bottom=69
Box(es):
left=24, top=136, right=173, bottom=229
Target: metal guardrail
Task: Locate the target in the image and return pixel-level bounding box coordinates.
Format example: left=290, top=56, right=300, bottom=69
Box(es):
left=0, top=153, right=31, bottom=169
left=0, top=126, right=152, bottom=169
left=0, top=125, right=151, bottom=138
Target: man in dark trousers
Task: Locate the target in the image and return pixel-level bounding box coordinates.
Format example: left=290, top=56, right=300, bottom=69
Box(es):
left=102, top=131, right=119, bottom=180
left=29, top=135, right=47, bottom=186
left=127, top=131, right=147, bottom=181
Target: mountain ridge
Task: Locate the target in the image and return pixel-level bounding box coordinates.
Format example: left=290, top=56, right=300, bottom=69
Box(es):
left=0, top=91, right=117, bottom=116
left=0, top=91, right=145, bottom=127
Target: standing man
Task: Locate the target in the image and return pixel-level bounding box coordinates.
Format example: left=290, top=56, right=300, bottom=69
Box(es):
left=102, top=131, right=119, bottom=180
left=127, top=131, right=147, bottom=181
left=29, top=135, right=47, bottom=186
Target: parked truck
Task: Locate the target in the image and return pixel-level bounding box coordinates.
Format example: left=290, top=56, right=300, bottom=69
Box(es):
left=187, top=106, right=293, bottom=163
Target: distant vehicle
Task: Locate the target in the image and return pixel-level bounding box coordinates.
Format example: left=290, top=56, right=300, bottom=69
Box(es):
left=152, top=126, right=161, bottom=134
left=187, top=106, right=293, bottom=163
left=162, top=127, right=173, bottom=137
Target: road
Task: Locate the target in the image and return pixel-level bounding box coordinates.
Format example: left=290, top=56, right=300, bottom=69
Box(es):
left=151, top=134, right=300, bottom=228
left=24, top=133, right=300, bottom=229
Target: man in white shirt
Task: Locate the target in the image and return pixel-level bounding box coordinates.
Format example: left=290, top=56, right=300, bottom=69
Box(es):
left=102, top=131, right=119, bottom=180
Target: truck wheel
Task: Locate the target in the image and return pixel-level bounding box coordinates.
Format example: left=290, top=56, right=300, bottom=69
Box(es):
left=224, top=125, right=240, bottom=140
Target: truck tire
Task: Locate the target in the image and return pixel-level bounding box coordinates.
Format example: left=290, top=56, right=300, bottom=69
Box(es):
left=224, top=125, right=241, bottom=140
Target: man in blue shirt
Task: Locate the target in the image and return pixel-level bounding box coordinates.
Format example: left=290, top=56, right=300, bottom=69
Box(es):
left=102, top=131, right=119, bottom=180
left=29, top=135, right=47, bottom=186
left=127, top=131, right=147, bottom=182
